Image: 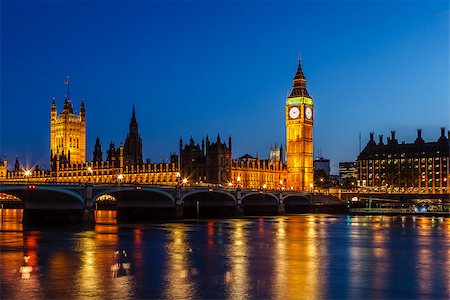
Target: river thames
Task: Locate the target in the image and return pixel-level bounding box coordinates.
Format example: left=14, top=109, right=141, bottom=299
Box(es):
left=0, top=209, right=449, bottom=299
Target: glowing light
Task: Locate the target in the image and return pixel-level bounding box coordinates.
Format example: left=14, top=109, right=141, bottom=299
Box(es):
left=236, top=176, right=241, bottom=182
left=262, top=184, right=267, bottom=189
left=117, top=174, right=124, bottom=181
left=87, top=167, right=93, bottom=174
left=182, top=178, right=188, bottom=184
left=24, top=170, right=32, bottom=177
left=176, top=172, right=181, bottom=178
left=228, top=182, right=233, bottom=187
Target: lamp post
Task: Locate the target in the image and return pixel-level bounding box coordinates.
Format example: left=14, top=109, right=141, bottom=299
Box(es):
left=24, top=169, right=32, bottom=184
left=176, top=172, right=181, bottom=187
left=87, top=167, right=93, bottom=183
left=237, top=176, right=241, bottom=188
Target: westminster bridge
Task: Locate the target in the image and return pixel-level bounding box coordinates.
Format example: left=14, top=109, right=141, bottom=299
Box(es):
left=0, top=183, right=346, bottom=225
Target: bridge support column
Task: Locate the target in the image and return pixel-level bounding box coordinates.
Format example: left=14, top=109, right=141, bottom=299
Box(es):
left=236, top=188, right=243, bottom=216
left=23, top=209, right=88, bottom=226
left=83, top=184, right=95, bottom=225
left=174, top=186, right=184, bottom=218
left=278, top=192, right=285, bottom=214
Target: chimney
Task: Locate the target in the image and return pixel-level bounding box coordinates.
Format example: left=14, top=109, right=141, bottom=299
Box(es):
left=441, top=127, right=445, bottom=137
left=370, top=132, right=374, bottom=141
left=417, top=129, right=422, bottom=139
left=391, top=131, right=396, bottom=140
left=378, top=135, right=383, bottom=145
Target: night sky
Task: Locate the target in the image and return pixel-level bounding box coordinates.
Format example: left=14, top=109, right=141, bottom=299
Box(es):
left=1, top=0, right=448, bottom=173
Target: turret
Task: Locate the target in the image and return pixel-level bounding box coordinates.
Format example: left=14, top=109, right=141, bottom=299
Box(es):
left=14, top=156, right=20, bottom=172
left=93, top=137, right=103, bottom=163
left=80, top=98, right=86, bottom=121
left=51, top=98, right=57, bottom=121
left=378, top=135, right=384, bottom=145
left=119, top=142, right=124, bottom=169
left=228, top=135, right=232, bottom=154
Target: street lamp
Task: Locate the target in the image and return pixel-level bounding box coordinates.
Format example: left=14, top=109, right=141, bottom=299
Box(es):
left=237, top=176, right=241, bottom=188
left=182, top=178, right=188, bottom=186
left=176, top=172, right=181, bottom=186
left=117, top=173, right=124, bottom=183
left=262, top=183, right=267, bottom=190
left=87, top=167, right=93, bottom=183
left=24, top=169, right=32, bottom=184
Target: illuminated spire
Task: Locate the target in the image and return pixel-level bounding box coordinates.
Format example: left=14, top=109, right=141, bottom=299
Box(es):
left=288, top=56, right=310, bottom=98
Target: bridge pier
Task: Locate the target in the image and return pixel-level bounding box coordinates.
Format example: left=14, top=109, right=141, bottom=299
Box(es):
left=23, top=208, right=93, bottom=226
left=278, top=192, right=285, bottom=214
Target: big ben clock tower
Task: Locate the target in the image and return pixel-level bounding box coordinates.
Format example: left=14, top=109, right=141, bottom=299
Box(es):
left=286, top=58, right=314, bottom=191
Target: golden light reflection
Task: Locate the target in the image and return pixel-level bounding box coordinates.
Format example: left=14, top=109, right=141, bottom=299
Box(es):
left=0, top=208, right=23, bottom=231
left=76, top=231, right=100, bottom=297
left=226, top=219, right=249, bottom=300
left=273, top=217, right=287, bottom=299
left=272, top=216, right=327, bottom=299
left=164, top=224, right=196, bottom=299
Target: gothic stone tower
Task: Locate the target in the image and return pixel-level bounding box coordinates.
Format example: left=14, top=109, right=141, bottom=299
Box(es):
left=50, top=79, right=86, bottom=164
left=285, top=58, right=314, bottom=190
left=123, top=105, right=143, bottom=166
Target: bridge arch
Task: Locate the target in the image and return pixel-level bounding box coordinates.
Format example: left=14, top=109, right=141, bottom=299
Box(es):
left=283, top=194, right=311, bottom=205
left=182, top=190, right=236, bottom=206
left=241, top=192, right=279, bottom=205
left=0, top=185, right=85, bottom=209
left=93, top=186, right=176, bottom=208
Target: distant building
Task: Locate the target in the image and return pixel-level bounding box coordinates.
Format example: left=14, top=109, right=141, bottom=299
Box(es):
left=314, top=157, right=330, bottom=176
left=50, top=79, right=86, bottom=165
left=269, top=145, right=284, bottom=164
left=339, top=162, right=357, bottom=181
left=357, top=128, right=449, bottom=194
left=0, top=155, right=6, bottom=180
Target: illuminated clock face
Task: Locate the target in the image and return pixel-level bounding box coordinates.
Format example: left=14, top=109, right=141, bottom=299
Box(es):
left=289, top=107, right=300, bottom=119
left=305, top=107, right=313, bottom=119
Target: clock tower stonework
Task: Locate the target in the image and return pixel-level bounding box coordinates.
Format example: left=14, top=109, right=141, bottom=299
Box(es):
left=286, top=58, right=314, bottom=191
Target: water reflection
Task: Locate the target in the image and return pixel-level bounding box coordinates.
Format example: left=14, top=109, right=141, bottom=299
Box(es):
left=0, top=209, right=449, bottom=300
left=226, top=220, right=249, bottom=299
left=163, top=224, right=196, bottom=299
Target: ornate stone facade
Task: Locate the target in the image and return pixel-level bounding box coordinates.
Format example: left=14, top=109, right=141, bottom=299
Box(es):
left=285, top=58, right=314, bottom=190
left=50, top=79, right=86, bottom=164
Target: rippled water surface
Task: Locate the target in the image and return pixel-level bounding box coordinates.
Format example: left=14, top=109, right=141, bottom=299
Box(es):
left=0, top=209, right=449, bottom=299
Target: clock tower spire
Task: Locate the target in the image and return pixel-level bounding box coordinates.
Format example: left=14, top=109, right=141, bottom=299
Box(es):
left=285, top=58, right=314, bottom=191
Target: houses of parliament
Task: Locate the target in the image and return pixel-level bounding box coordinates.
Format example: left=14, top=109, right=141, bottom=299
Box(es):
left=0, top=60, right=314, bottom=191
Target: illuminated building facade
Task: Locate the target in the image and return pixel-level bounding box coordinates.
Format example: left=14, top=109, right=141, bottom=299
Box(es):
left=339, top=162, right=357, bottom=181
left=50, top=79, right=86, bottom=164
left=357, top=128, right=449, bottom=194
left=285, top=58, right=314, bottom=190
left=179, top=135, right=232, bottom=184
left=1, top=61, right=311, bottom=190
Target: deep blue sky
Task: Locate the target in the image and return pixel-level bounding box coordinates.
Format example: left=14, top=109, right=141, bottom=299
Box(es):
left=1, top=0, right=448, bottom=173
